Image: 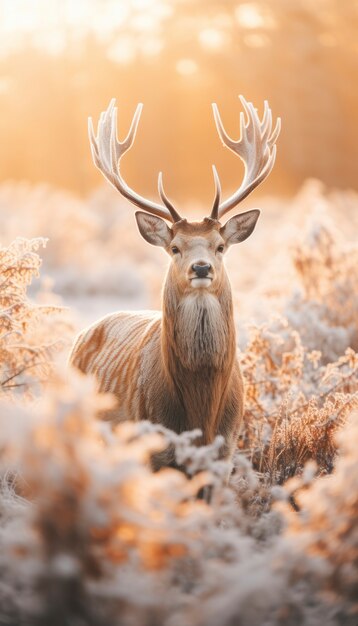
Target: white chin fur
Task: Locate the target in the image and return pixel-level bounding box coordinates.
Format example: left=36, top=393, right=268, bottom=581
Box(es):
left=191, top=278, right=212, bottom=289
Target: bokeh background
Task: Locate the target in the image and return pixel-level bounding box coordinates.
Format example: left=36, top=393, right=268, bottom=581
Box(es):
left=0, top=0, right=357, bottom=202
left=0, top=0, right=357, bottom=323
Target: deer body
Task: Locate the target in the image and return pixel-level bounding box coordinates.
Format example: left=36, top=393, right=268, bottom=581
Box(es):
left=70, top=96, right=280, bottom=471
left=71, top=290, right=243, bottom=460
left=71, top=221, right=244, bottom=465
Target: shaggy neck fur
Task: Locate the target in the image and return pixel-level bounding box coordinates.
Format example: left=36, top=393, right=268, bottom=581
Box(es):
left=161, top=270, right=237, bottom=442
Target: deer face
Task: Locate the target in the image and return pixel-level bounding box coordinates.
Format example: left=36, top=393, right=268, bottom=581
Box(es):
left=169, top=223, right=223, bottom=292
left=135, top=210, right=260, bottom=294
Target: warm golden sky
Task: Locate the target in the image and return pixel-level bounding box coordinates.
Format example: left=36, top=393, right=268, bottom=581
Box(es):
left=0, top=0, right=357, bottom=203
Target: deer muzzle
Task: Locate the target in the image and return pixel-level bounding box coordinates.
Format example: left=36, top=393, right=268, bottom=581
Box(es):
left=190, top=263, right=213, bottom=289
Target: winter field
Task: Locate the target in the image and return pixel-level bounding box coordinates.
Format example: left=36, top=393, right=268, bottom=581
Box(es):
left=0, top=178, right=357, bottom=625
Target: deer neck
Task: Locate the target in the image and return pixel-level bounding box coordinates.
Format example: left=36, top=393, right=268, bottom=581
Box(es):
left=161, top=272, right=236, bottom=439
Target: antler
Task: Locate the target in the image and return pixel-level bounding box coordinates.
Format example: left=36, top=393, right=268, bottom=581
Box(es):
left=210, top=95, right=281, bottom=220
left=88, top=99, right=182, bottom=223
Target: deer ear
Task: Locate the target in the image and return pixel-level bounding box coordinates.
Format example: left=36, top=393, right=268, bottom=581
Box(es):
left=135, top=211, right=172, bottom=247
left=220, top=209, right=260, bottom=245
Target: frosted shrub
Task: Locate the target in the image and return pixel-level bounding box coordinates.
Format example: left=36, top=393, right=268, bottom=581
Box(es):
left=0, top=183, right=156, bottom=307
left=279, top=413, right=358, bottom=624
left=0, top=370, right=217, bottom=625
left=287, top=210, right=358, bottom=361
left=0, top=372, right=357, bottom=626
left=0, top=238, right=72, bottom=396
left=0, top=183, right=357, bottom=625
left=240, top=206, right=358, bottom=481
left=241, top=314, right=357, bottom=483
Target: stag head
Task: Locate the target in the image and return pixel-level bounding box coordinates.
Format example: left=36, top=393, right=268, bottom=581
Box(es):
left=89, top=96, right=281, bottom=292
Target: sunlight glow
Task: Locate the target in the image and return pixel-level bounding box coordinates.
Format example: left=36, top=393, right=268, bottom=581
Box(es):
left=140, top=38, right=163, bottom=56
left=131, top=13, right=160, bottom=32
left=107, top=37, right=136, bottom=64
left=176, top=58, right=199, bottom=76
left=0, top=0, right=170, bottom=56
left=235, top=3, right=276, bottom=30
left=235, top=4, right=265, bottom=29
left=199, top=28, right=226, bottom=51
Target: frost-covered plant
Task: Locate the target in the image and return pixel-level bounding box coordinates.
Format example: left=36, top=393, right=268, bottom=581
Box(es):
left=0, top=238, right=72, bottom=396
left=0, top=370, right=357, bottom=626
left=0, top=370, right=218, bottom=625
left=0, top=184, right=357, bottom=625
left=276, top=412, right=358, bottom=624
left=287, top=210, right=358, bottom=361
left=240, top=208, right=358, bottom=481
left=240, top=313, right=357, bottom=483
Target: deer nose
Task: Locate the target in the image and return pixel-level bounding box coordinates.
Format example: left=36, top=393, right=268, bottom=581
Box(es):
left=192, top=263, right=211, bottom=278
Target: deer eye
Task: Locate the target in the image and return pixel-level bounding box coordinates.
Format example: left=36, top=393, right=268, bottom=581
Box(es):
left=217, top=245, right=225, bottom=253
left=171, top=246, right=180, bottom=255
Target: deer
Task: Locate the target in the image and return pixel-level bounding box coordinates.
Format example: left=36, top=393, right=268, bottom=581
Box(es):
left=70, top=95, right=280, bottom=475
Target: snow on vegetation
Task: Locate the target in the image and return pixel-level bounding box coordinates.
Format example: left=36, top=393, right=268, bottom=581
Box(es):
left=0, top=180, right=357, bottom=625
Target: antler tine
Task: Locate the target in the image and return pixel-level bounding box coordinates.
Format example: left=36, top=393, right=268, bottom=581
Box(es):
left=211, top=95, right=281, bottom=220
left=118, top=101, right=143, bottom=153
left=210, top=165, right=221, bottom=220
left=261, top=100, right=272, bottom=141
left=158, top=172, right=182, bottom=222
left=268, top=117, right=281, bottom=148
left=88, top=99, right=181, bottom=223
